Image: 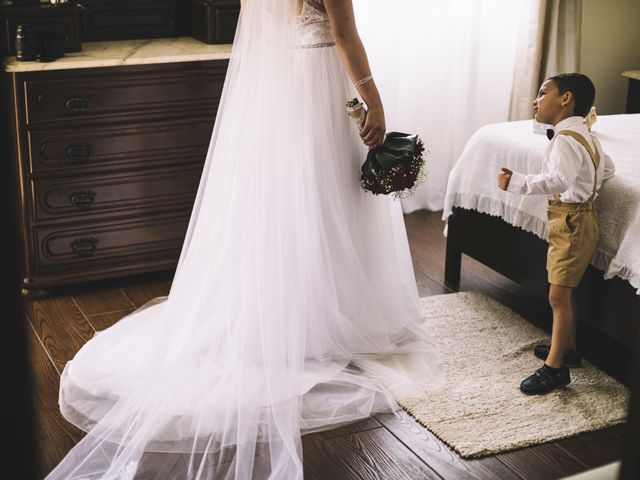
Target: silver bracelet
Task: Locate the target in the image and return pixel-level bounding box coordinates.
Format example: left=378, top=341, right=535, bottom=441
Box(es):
left=354, top=75, right=373, bottom=87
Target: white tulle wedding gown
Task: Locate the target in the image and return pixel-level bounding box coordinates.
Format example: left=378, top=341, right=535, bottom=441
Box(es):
left=45, top=1, right=440, bottom=478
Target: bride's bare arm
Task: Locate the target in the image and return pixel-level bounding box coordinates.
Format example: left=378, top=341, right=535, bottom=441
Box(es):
left=324, top=0, right=385, bottom=148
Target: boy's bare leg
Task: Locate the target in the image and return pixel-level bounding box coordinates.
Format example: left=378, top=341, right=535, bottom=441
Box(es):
left=570, top=295, right=578, bottom=350
left=546, top=284, right=576, bottom=368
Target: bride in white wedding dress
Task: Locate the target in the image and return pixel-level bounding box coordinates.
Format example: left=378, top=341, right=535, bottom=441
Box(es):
left=46, top=1, right=441, bottom=478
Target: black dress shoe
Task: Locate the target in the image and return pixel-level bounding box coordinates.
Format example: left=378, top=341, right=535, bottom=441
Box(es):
left=534, top=344, right=582, bottom=368
left=520, top=364, right=571, bottom=395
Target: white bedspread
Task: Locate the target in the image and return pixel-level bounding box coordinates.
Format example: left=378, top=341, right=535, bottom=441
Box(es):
left=443, top=113, right=640, bottom=293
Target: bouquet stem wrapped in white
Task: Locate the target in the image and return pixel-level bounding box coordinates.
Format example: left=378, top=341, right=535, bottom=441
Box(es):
left=346, top=97, right=367, bottom=130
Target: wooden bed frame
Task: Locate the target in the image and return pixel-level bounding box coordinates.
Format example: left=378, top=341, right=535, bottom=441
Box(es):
left=444, top=207, right=640, bottom=354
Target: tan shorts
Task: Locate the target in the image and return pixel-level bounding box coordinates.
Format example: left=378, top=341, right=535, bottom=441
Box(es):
left=546, top=201, right=599, bottom=288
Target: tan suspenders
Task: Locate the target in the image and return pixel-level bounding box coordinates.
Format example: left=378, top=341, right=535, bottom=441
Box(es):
left=552, top=129, right=601, bottom=204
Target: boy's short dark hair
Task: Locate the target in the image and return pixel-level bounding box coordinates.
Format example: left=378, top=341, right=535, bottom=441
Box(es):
left=547, top=73, right=596, bottom=117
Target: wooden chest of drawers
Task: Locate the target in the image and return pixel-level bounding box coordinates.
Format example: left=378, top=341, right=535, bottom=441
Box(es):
left=6, top=60, right=228, bottom=295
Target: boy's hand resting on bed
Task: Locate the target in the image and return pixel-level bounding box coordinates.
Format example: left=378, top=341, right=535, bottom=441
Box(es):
left=497, top=168, right=513, bottom=191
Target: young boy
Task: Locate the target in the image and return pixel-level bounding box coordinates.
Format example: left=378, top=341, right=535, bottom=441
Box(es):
left=497, top=73, right=615, bottom=395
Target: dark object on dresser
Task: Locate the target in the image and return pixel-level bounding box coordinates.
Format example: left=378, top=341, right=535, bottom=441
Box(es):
left=444, top=208, right=640, bottom=357
left=14, top=22, right=36, bottom=60
left=7, top=60, right=228, bottom=296
left=0, top=2, right=81, bottom=58
left=182, top=0, right=240, bottom=45
left=80, top=0, right=180, bottom=41
left=14, top=23, right=65, bottom=62
left=623, top=72, right=640, bottom=114
left=35, top=29, right=65, bottom=61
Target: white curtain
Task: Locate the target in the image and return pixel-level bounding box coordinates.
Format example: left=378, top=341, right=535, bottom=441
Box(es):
left=354, top=0, right=526, bottom=212
left=509, top=0, right=582, bottom=120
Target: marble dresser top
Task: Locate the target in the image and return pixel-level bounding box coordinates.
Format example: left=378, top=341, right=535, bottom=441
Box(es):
left=622, top=70, right=640, bottom=81
left=4, top=37, right=233, bottom=73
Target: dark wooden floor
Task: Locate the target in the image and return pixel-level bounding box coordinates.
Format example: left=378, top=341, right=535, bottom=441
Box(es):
left=24, top=210, right=624, bottom=479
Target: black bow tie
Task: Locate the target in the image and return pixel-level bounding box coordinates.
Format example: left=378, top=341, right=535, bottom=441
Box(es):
left=546, top=128, right=554, bottom=140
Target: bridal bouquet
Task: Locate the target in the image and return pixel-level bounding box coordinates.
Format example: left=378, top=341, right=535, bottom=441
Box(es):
left=346, top=98, right=427, bottom=199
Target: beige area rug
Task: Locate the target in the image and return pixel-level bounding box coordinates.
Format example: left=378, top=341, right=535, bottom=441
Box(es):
left=397, top=292, right=629, bottom=458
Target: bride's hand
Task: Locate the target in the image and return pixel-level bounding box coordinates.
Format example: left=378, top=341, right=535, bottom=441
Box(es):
left=360, top=106, right=385, bottom=149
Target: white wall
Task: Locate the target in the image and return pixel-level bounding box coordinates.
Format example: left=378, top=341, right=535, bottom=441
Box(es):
left=580, top=0, right=640, bottom=114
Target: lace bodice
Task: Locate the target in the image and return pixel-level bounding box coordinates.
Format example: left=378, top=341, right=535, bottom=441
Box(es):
left=293, top=0, right=335, bottom=49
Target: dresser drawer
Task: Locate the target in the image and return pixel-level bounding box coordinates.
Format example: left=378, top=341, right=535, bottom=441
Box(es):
left=34, top=214, right=189, bottom=270
left=23, top=61, right=227, bottom=125
left=32, top=166, right=201, bottom=222
left=28, top=117, right=213, bottom=176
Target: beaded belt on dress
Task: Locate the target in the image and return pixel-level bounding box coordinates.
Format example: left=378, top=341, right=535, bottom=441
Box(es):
left=296, top=41, right=336, bottom=49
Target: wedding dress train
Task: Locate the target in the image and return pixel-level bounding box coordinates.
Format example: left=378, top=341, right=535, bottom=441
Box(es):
left=45, top=1, right=441, bottom=478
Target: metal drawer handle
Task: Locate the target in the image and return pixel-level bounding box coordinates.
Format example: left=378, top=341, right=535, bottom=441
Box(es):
left=66, top=144, right=92, bottom=163
left=65, top=97, right=91, bottom=113
left=70, top=237, right=99, bottom=257
left=69, top=191, right=96, bottom=209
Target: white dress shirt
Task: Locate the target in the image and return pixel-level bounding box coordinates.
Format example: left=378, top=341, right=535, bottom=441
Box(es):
left=507, top=116, right=615, bottom=203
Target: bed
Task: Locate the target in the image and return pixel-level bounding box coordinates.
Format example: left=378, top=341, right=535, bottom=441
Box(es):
left=443, top=114, right=640, bottom=350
